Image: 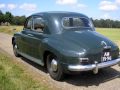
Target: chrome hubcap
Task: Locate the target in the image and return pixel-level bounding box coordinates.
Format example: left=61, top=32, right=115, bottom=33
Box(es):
left=14, top=45, right=17, bottom=53
left=51, top=59, right=58, bottom=72
left=15, top=45, right=17, bottom=49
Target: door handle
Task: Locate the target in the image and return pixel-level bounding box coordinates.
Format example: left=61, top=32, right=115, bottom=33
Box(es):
left=27, top=34, right=33, bottom=37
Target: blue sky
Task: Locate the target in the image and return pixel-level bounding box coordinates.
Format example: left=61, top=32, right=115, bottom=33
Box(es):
left=0, top=0, right=120, bottom=20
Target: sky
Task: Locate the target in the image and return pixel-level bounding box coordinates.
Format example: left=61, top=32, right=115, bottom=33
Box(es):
left=0, top=0, right=120, bottom=20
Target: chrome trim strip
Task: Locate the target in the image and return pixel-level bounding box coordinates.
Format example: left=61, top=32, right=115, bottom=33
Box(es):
left=68, top=58, right=120, bottom=71
left=18, top=51, right=44, bottom=66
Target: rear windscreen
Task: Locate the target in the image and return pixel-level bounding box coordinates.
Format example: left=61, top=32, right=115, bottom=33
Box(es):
left=63, top=17, right=92, bottom=28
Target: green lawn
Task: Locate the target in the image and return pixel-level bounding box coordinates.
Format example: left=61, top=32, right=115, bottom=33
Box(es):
left=96, top=28, right=120, bottom=42
left=0, top=26, right=23, bottom=35
left=96, top=28, right=120, bottom=48
left=0, top=51, right=49, bottom=90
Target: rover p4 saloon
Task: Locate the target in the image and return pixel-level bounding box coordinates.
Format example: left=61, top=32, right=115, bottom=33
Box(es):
left=12, top=12, right=120, bottom=80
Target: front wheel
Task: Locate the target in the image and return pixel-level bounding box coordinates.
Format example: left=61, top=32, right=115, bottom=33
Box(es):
left=46, top=54, right=64, bottom=81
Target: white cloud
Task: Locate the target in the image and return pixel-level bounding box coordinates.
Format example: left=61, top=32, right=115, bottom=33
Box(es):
left=100, top=13, right=120, bottom=20
left=103, top=13, right=111, bottom=19
left=99, top=1, right=118, bottom=11
left=7, top=4, right=17, bottom=10
left=19, top=3, right=37, bottom=11
left=116, top=0, right=120, bottom=5
left=0, top=3, right=5, bottom=9
left=77, top=4, right=87, bottom=8
left=56, top=0, right=87, bottom=10
left=56, top=0, right=77, bottom=5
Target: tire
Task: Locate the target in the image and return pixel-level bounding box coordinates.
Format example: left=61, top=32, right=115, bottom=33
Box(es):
left=13, top=42, right=20, bottom=57
left=46, top=54, right=64, bottom=81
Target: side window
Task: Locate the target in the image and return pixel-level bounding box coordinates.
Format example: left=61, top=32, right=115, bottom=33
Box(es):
left=25, top=18, right=32, bottom=29
left=33, top=17, right=45, bottom=33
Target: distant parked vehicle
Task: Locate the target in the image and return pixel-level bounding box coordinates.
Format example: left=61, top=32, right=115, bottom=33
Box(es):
left=12, top=11, right=120, bottom=80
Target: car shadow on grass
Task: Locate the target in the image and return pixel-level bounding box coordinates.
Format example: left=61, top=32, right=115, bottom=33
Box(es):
left=19, top=56, right=120, bottom=87
left=64, top=67, right=120, bottom=87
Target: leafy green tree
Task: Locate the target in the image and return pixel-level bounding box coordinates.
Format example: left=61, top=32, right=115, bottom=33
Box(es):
left=4, top=12, right=13, bottom=24
left=93, top=19, right=120, bottom=28
left=0, top=10, right=5, bottom=24
left=12, top=16, right=26, bottom=25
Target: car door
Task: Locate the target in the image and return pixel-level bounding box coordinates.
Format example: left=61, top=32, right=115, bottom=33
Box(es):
left=30, top=16, right=48, bottom=60
left=24, top=16, right=48, bottom=63
left=18, top=17, right=33, bottom=55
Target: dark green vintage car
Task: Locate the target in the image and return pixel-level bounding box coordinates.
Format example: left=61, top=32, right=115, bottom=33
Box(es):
left=12, top=11, right=120, bottom=80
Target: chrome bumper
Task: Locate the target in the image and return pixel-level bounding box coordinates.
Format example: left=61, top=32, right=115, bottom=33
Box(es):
left=68, top=58, right=120, bottom=72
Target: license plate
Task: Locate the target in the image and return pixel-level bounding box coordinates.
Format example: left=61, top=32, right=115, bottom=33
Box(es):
left=101, top=49, right=112, bottom=62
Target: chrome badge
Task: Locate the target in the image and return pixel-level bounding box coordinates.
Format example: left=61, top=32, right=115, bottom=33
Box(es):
left=101, top=41, right=107, bottom=47
left=101, top=41, right=111, bottom=49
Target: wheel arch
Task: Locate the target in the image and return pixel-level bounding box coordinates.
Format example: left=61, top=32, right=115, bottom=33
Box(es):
left=43, top=50, right=56, bottom=67
left=12, top=37, right=15, bottom=45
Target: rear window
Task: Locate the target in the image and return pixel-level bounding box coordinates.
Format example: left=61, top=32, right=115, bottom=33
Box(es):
left=63, top=17, right=92, bottom=28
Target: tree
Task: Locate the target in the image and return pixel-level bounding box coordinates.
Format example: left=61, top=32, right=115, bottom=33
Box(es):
left=4, top=12, right=13, bottom=24
left=12, top=16, right=26, bottom=25
left=0, top=10, right=5, bottom=24
left=93, top=19, right=120, bottom=28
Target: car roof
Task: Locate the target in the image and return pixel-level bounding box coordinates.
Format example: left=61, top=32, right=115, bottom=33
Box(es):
left=31, top=11, right=88, bottom=18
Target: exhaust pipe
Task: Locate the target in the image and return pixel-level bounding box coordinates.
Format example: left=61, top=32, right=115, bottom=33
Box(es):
left=93, top=61, right=98, bottom=74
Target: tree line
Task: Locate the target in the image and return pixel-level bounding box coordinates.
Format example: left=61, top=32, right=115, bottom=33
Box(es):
left=0, top=10, right=120, bottom=28
left=0, top=10, right=26, bottom=25
left=92, top=19, right=120, bottom=28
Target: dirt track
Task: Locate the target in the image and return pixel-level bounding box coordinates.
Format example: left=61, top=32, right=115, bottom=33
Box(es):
left=0, top=33, right=120, bottom=90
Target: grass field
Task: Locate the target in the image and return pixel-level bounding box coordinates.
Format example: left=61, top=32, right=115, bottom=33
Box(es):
left=0, top=26, right=23, bottom=35
left=96, top=28, right=120, bottom=48
left=97, top=28, right=120, bottom=42
left=0, top=51, right=48, bottom=90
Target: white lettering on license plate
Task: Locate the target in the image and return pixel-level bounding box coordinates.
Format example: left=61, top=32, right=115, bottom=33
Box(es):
left=101, top=52, right=112, bottom=62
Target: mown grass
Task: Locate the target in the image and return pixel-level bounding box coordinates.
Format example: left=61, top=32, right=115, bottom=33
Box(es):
left=0, top=51, right=48, bottom=90
left=96, top=28, right=120, bottom=42
left=96, top=28, right=120, bottom=48
left=0, top=26, right=23, bottom=35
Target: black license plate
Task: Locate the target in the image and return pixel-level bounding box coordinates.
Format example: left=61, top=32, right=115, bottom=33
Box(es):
left=101, top=49, right=112, bottom=62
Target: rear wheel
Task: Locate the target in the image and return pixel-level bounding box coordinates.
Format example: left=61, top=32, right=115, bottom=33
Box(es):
left=46, top=54, right=64, bottom=81
left=13, top=43, right=20, bottom=57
